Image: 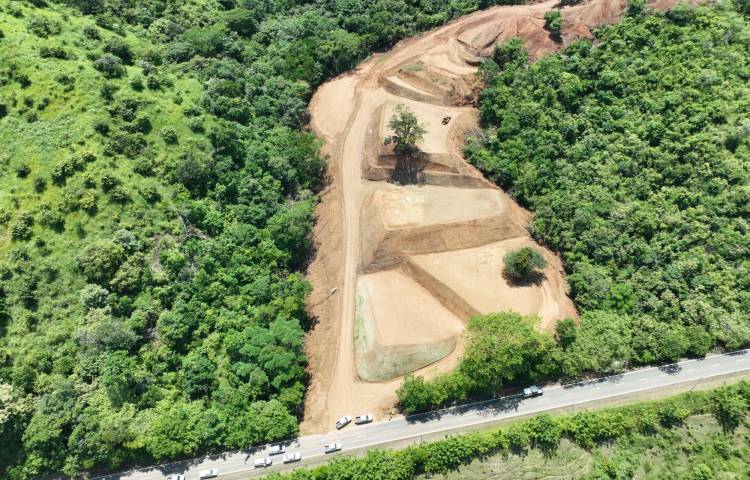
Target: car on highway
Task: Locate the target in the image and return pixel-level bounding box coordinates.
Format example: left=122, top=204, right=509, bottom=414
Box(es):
left=167, top=475, right=185, bottom=480
left=335, top=415, right=353, bottom=429
left=523, top=385, right=543, bottom=398
left=354, top=414, right=373, bottom=425
left=268, top=444, right=285, bottom=455
left=324, top=442, right=342, bottom=454
left=253, top=457, right=272, bottom=468
left=199, top=468, right=220, bottom=479
left=283, top=452, right=302, bottom=463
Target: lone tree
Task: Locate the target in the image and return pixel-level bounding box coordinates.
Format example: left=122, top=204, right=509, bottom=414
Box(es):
left=384, top=104, right=426, bottom=155
left=503, top=247, right=548, bottom=281
left=543, top=10, right=564, bottom=34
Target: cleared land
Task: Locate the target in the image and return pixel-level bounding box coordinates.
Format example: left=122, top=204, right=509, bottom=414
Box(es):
left=303, top=0, right=683, bottom=433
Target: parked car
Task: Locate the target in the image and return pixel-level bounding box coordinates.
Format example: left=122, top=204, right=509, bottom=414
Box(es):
left=523, top=385, right=543, bottom=398
left=167, top=475, right=185, bottom=480
left=354, top=414, right=373, bottom=425
left=324, top=442, right=342, bottom=454
left=335, top=415, right=353, bottom=429
left=283, top=452, right=302, bottom=463
left=199, top=468, right=220, bottom=479
left=253, top=457, right=273, bottom=468
left=268, top=444, right=285, bottom=455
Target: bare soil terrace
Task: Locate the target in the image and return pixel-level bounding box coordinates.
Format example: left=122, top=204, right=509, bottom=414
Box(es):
left=302, top=0, right=682, bottom=434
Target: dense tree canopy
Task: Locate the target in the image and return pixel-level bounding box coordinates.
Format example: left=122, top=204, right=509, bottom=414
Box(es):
left=469, top=3, right=750, bottom=372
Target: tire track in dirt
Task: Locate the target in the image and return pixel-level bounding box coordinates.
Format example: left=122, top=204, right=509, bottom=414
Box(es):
left=303, top=0, right=682, bottom=434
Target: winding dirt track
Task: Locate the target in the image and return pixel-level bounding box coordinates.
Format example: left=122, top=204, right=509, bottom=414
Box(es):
left=302, top=0, right=681, bottom=434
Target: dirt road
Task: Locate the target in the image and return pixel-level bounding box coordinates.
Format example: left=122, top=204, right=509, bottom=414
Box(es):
left=303, top=0, right=680, bottom=433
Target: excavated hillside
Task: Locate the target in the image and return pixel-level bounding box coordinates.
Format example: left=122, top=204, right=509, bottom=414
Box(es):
left=303, top=0, right=682, bottom=433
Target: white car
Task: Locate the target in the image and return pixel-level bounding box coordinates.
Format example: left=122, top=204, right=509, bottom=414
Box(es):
left=253, top=457, right=272, bottom=468
left=354, top=414, right=373, bottom=425
left=523, top=385, right=543, bottom=398
left=283, top=452, right=302, bottom=463
left=335, top=415, right=352, bottom=429
left=268, top=444, right=285, bottom=455
left=167, top=475, right=185, bottom=480
left=324, top=442, right=342, bottom=454
left=199, top=468, right=219, bottom=479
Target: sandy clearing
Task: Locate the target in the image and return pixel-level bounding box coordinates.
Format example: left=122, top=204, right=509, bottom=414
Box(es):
left=410, top=237, right=579, bottom=331
left=303, top=0, right=683, bottom=434
left=371, top=185, right=506, bottom=229
left=358, top=270, right=465, bottom=347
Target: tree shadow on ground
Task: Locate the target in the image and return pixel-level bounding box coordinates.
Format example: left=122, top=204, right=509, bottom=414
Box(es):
left=405, top=394, right=524, bottom=425
left=388, top=149, right=429, bottom=186
left=502, top=269, right=546, bottom=287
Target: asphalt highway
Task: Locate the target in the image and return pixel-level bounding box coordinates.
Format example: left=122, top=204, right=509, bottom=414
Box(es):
left=96, top=349, right=750, bottom=480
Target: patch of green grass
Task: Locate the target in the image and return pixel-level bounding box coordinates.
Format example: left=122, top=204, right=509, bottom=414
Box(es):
left=421, top=416, right=750, bottom=480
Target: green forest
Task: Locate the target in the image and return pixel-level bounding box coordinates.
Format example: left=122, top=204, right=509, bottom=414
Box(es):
left=0, top=0, right=514, bottom=478
left=397, top=1, right=750, bottom=413
left=471, top=2, right=750, bottom=365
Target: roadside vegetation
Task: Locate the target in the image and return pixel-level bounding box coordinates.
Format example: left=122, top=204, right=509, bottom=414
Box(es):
left=399, top=1, right=750, bottom=412
left=0, top=0, right=521, bottom=478
left=267, top=380, right=750, bottom=480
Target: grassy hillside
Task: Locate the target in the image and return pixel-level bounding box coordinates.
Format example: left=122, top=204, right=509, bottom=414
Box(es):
left=0, top=0, right=523, bottom=477
left=424, top=415, right=750, bottom=479
left=0, top=1, right=318, bottom=478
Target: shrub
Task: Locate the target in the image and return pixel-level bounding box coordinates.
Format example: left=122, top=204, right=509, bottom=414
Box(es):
left=130, top=75, right=144, bottom=91
left=0, top=103, right=7, bottom=118
left=10, top=212, right=34, bottom=240
left=140, top=184, right=161, bottom=203
left=39, top=45, right=69, bottom=59
left=165, top=42, right=196, bottom=63
left=544, top=10, right=564, bottom=33
left=103, top=37, right=133, bottom=64
left=108, top=185, right=131, bottom=204
left=93, top=121, right=110, bottom=135
left=16, top=164, right=31, bottom=179
left=100, top=82, right=119, bottom=101
left=187, top=116, right=204, bottom=133
left=33, top=177, right=47, bottom=193
left=133, top=156, right=155, bottom=176
left=26, top=15, right=62, bottom=38
left=161, top=127, right=178, bottom=145
left=503, top=247, right=548, bottom=281
left=100, top=174, right=120, bottom=192
left=80, top=283, right=109, bottom=310
left=37, top=205, right=65, bottom=231
left=76, top=240, right=126, bottom=283
left=93, top=53, right=125, bottom=78
left=83, top=24, right=100, bottom=40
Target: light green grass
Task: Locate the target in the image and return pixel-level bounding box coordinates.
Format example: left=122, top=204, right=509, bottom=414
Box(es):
left=421, top=416, right=750, bottom=480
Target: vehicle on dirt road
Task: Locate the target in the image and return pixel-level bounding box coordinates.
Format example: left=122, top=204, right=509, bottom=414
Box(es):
left=199, top=468, right=220, bottom=479
left=335, top=415, right=352, bottom=429
left=523, top=385, right=543, bottom=398
left=354, top=414, right=373, bottom=425
left=283, top=453, right=302, bottom=463
left=167, top=475, right=185, bottom=480
left=324, top=442, right=342, bottom=454
left=268, top=444, right=285, bottom=455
